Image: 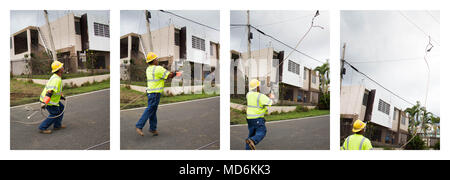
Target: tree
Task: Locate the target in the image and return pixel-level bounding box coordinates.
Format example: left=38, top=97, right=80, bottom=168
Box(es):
left=314, top=60, right=329, bottom=94
left=405, top=101, right=421, bottom=135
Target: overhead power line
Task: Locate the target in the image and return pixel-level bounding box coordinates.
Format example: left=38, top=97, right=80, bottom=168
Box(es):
left=159, top=10, right=219, bottom=31
left=398, top=11, right=440, bottom=46
left=230, top=24, right=325, bottom=64
left=347, top=57, right=430, bottom=64
left=343, top=60, right=415, bottom=106
left=426, top=11, right=440, bottom=24
left=253, top=14, right=310, bottom=27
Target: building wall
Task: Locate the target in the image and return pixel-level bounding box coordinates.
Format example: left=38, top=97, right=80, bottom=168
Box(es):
left=10, top=28, right=33, bottom=61
left=87, top=12, right=110, bottom=51
left=281, top=57, right=303, bottom=88
left=186, top=26, right=219, bottom=66
left=141, top=25, right=176, bottom=60
left=340, top=85, right=365, bottom=119
left=240, top=48, right=274, bottom=81
left=39, top=13, right=78, bottom=52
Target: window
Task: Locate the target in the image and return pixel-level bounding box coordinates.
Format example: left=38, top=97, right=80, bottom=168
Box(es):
left=401, top=114, right=406, bottom=125
left=94, top=22, right=110, bottom=38
left=312, top=73, right=316, bottom=83
left=288, top=60, right=300, bottom=75
left=75, top=21, right=81, bottom=35
left=174, top=30, right=180, bottom=46
left=377, top=99, right=390, bottom=115
left=304, top=69, right=307, bottom=80
left=362, top=93, right=368, bottom=106
left=210, top=43, right=214, bottom=55
left=192, top=36, right=205, bottom=51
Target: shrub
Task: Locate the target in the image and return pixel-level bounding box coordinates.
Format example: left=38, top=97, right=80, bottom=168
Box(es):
left=433, top=141, right=440, bottom=150
left=404, top=135, right=426, bottom=150
left=296, top=105, right=309, bottom=112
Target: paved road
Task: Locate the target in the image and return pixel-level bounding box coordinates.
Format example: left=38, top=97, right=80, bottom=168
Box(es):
left=10, top=89, right=110, bottom=150
left=121, top=97, right=220, bottom=150
left=230, top=115, right=330, bottom=150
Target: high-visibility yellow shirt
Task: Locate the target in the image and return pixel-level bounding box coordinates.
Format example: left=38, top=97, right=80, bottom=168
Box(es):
left=146, top=65, right=170, bottom=93
left=246, top=91, right=272, bottom=119
left=341, top=134, right=373, bottom=150
left=40, top=74, right=62, bottom=106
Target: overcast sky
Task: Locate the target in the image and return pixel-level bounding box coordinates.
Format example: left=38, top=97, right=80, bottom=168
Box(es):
left=230, top=10, right=330, bottom=69
left=10, top=10, right=109, bottom=35
left=341, top=11, right=440, bottom=116
left=120, top=10, right=220, bottom=36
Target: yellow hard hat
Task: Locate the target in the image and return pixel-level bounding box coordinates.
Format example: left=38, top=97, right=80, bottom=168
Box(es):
left=249, top=79, right=260, bottom=90
left=352, top=119, right=366, bottom=133
left=51, top=60, right=64, bottom=73
left=146, top=52, right=158, bottom=63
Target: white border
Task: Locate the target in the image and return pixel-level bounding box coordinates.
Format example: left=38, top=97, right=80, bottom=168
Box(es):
left=2, top=0, right=447, bottom=160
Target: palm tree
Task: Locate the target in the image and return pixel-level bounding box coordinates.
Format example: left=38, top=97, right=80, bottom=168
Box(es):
left=404, top=101, right=421, bottom=135
left=314, top=60, right=330, bottom=94
left=431, top=116, right=440, bottom=138
left=419, top=107, right=432, bottom=146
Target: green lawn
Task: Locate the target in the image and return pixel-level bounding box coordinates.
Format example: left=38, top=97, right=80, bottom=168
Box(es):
left=13, top=72, right=109, bottom=79
left=120, top=87, right=219, bottom=109
left=120, top=80, right=176, bottom=87
left=10, top=79, right=110, bottom=106
left=230, top=108, right=330, bottom=125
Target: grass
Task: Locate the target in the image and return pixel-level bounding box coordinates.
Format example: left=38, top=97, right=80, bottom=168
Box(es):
left=230, top=108, right=330, bottom=125
left=10, top=79, right=110, bottom=107
left=13, top=72, right=109, bottom=80
left=120, top=87, right=220, bottom=109
left=230, top=96, right=246, bottom=105
left=120, top=80, right=175, bottom=87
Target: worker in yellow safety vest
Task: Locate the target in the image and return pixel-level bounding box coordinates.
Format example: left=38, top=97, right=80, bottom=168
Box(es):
left=245, top=79, right=274, bottom=150
left=38, top=60, right=66, bottom=134
left=136, top=52, right=182, bottom=136
left=341, top=119, right=373, bottom=150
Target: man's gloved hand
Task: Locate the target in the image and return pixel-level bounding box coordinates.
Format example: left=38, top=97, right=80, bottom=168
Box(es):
left=269, top=93, right=275, bottom=99
left=40, top=102, right=47, bottom=109
left=175, top=71, right=183, bottom=77
left=61, top=96, right=66, bottom=101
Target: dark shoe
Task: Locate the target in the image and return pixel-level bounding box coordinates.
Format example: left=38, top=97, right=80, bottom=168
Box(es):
left=246, top=139, right=256, bottom=150
left=150, top=130, right=159, bottom=136
left=136, top=128, right=144, bottom=136
left=54, top=125, right=67, bottom=130
left=40, top=130, right=52, bottom=134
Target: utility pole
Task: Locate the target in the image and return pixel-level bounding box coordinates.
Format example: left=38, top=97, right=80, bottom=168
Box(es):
left=44, top=10, right=57, bottom=62
left=246, top=10, right=251, bottom=92
left=145, top=10, right=154, bottom=52
left=340, top=43, right=346, bottom=90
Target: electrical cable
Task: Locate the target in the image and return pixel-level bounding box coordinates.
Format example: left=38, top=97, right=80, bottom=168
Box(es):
left=398, top=11, right=440, bottom=46
left=159, top=10, right=219, bottom=31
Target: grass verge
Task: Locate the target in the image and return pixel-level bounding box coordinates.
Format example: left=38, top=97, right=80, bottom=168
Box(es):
left=10, top=79, right=110, bottom=107
left=13, top=72, right=109, bottom=80
left=120, top=87, right=219, bottom=109
left=230, top=108, right=330, bottom=125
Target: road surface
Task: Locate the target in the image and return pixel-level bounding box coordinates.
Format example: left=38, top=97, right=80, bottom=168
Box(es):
left=121, top=96, right=220, bottom=150
left=230, top=115, right=330, bottom=150
left=10, top=89, right=110, bottom=150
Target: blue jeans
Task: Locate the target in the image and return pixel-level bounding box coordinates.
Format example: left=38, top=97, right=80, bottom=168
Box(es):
left=136, top=93, right=161, bottom=131
left=246, top=118, right=267, bottom=150
left=39, top=102, right=65, bottom=130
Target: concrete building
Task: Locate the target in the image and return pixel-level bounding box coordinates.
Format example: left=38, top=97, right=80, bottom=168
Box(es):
left=230, top=48, right=320, bottom=105
left=120, top=24, right=219, bottom=81
left=340, top=85, right=410, bottom=146
left=10, top=12, right=110, bottom=75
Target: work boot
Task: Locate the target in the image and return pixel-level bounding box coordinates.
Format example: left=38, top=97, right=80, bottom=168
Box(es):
left=54, top=125, right=67, bottom=130
left=136, top=128, right=144, bottom=136
left=40, top=129, right=52, bottom=134
left=246, top=139, right=256, bottom=150
left=150, top=130, right=159, bottom=136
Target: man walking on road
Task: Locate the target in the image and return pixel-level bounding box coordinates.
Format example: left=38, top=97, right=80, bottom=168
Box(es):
left=245, top=79, right=274, bottom=150
left=39, top=60, right=66, bottom=134
left=136, top=52, right=180, bottom=136
left=341, top=119, right=373, bottom=150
